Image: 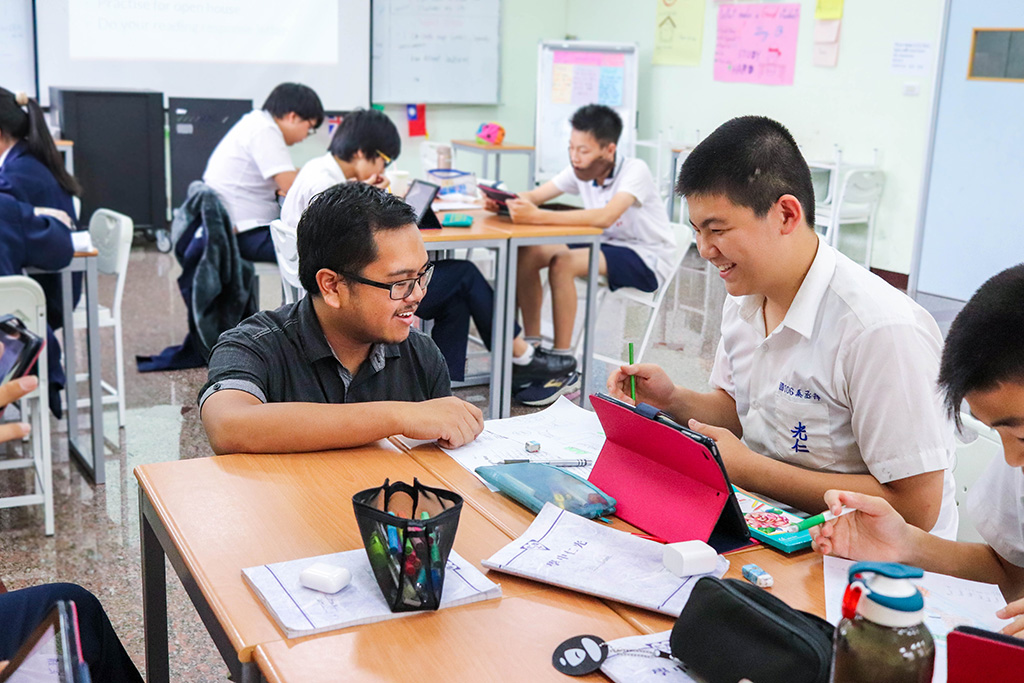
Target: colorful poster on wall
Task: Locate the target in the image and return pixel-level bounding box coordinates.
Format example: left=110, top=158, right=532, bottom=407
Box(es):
left=653, top=0, right=706, bottom=66
left=552, top=51, right=626, bottom=107
left=714, top=3, right=801, bottom=86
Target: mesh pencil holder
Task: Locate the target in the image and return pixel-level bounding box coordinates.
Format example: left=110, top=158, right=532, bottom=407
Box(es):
left=352, top=478, right=463, bottom=613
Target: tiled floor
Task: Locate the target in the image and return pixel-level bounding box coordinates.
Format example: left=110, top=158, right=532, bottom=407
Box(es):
left=0, top=240, right=724, bottom=681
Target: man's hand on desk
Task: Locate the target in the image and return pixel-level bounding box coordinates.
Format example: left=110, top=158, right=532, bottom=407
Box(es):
left=506, top=197, right=542, bottom=224
left=605, top=363, right=677, bottom=410
left=399, top=396, right=484, bottom=449
left=482, top=197, right=503, bottom=214
left=365, top=174, right=390, bottom=190
left=34, top=206, right=73, bottom=229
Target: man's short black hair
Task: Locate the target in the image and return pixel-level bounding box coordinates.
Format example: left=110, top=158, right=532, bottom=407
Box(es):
left=570, top=105, right=623, bottom=146
left=938, top=264, right=1024, bottom=426
left=262, top=83, right=325, bottom=128
left=676, top=116, right=815, bottom=228
left=297, top=182, right=417, bottom=295
left=328, top=109, right=401, bottom=163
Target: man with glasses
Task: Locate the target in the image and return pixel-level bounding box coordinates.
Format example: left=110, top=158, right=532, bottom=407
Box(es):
left=199, top=182, right=484, bottom=453
left=203, top=82, right=325, bottom=263
left=281, top=109, right=503, bottom=383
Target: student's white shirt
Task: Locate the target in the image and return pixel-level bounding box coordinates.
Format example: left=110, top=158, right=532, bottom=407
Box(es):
left=709, top=235, right=959, bottom=539
left=967, top=457, right=1024, bottom=567
left=279, top=152, right=350, bottom=229
left=202, top=110, right=294, bottom=232
left=551, top=156, right=677, bottom=286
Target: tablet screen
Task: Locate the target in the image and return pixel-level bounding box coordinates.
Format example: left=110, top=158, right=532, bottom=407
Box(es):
left=403, top=180, right=440, bottom=223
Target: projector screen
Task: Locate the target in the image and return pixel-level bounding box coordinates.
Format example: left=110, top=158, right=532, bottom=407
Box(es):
left=35, top=0, right=370, bottom=110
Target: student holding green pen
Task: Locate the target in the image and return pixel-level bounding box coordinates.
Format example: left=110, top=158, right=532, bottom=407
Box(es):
left=812, top=265, right=1024, bottom=638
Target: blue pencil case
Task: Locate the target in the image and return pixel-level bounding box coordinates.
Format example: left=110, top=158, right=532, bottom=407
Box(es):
left=474, top=463, right=616, bottom=519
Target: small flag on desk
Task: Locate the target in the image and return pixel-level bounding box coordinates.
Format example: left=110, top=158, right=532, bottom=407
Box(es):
left=407, top=104, right=427, bottom=137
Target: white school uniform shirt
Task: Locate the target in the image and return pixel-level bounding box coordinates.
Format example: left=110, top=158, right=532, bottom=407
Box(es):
left=709, top=235, right=959, bottom=539
left=551, top=156, right=677, bottom=286
left=280, top=152, right=350, bottom=229
left=202, top=110, right=295, bottom=232
left=967, top=457, right=1024, bottom=567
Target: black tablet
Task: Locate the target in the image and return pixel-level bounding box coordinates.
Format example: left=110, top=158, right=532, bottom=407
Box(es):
left=0, top=600, right=91, bottom=682
left=477, top=183, right=517, bottom=215
left=402, top=180, right=442, bottom=229
left=0, top=314, right=44, bottom=386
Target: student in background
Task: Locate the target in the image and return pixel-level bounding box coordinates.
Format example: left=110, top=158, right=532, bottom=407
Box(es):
left=812, top=264, right=1024, bottom=636
left=489, top=104, right=676, bottom=406
left=202, top=82, right=324, bottom=262
left=607, top=116, right=958, bottom=538
left=200, top=183, right=483, bottom=454
left=282, top=109, right=512, bottom=382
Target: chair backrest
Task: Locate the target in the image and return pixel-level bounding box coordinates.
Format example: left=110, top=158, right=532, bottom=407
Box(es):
left=953, top=412, right=1002, bottom=543
left=89, top=208, right=134, bottom=316
left=837, top=169, right=885, bottom=208
left=269, top=219, right=304, bottom=295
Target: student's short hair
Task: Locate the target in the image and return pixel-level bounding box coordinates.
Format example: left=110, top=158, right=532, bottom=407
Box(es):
left=570, top=105, right=623, bottom=146
left=297, top=182, right=417, bottom=295
left=262, top=83, right=325, bottom=128
left=328, top=109, right=401, bottom=163
left=676, top=116, right=815, bottom=228
left=938, top=264, right=1024, bottom=427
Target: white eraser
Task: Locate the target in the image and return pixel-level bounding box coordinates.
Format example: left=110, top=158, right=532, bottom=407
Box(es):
left=663, top=540, right=718, bottom=577
left=299, top=562, right=352, bottom=594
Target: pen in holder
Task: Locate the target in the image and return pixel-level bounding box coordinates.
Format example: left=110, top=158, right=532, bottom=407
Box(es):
left=352, top=479, right=463, bottom=612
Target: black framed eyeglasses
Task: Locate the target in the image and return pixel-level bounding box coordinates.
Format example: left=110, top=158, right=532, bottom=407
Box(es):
left=340, top=262, right=433, bottom=300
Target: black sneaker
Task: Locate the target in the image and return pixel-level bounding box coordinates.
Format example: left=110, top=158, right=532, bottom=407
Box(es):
left=511, top=348, right=577, bottom=388
left=514, top=372, right=582, bottom=407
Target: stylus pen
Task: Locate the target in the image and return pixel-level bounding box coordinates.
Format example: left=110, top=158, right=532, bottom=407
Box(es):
left=628, top=342, right=636, bottom=401
left=783, top=506, right=856, bottom=533
left=502, top=459, right=593, bottom=467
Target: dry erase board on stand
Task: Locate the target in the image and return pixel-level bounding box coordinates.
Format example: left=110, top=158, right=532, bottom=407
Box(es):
left=534, top=41, right=639, bottom=186
left=372, top=0, right=501, bottom=104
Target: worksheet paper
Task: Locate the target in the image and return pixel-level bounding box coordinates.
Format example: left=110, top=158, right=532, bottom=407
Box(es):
left=243, top=549, right=501, bottom=638
left=439, top=397, right=607, bottom=489
left=483, top=503, right=729, bottom=615
left=823, top=555, right=1011, bottom=683
left=601, top=631, right=695, bottom=682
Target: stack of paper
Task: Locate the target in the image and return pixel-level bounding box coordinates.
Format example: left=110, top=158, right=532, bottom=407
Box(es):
left=600, top=631, right=693, bottom=683
left=243, top=549, right=501, bottom=638
left=483, top=503, right=728, bottom=615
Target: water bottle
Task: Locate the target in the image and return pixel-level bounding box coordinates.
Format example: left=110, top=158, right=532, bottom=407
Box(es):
left=831, top=562, right=934, bottom=683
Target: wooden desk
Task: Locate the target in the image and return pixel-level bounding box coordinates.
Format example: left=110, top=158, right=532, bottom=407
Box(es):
left=420, top=222, right=510, bottom=418
left=451, top=139, right=536, bottom=188
left=135, top=447, right=607, bottom=683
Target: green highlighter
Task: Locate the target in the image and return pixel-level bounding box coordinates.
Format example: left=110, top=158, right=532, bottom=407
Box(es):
left=441, top=213, right=474, bottom=227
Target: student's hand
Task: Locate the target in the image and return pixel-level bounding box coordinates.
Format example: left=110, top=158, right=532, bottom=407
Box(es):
left=996, top=598, right=1024, bottom=638
left=365, top=174, right=390, bottom=190
left=606, top=363, right=676, bottom=409
left=687, top=418, right=760, bottom=483
left=808, top=490, right=913, bottom=563
left=0, top=344, right=37, bottom=444
left=482, top=198, right=503, bottom=214
left=34, top=206, right=73, bottom=228
left=507, top=198, right=540, bottom=224
left=401, top=396, right=484, bottom=449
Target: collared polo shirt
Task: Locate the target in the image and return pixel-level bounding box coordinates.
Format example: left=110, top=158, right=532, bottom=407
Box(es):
left=709, top=235, right=959, bottom=539
left=551, top=155, right=677, bottom=286
left=198, top=295, right=451, bottom=410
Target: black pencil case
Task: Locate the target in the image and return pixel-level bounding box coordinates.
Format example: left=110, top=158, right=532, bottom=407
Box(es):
left=670, top=576, right=834, bottom=683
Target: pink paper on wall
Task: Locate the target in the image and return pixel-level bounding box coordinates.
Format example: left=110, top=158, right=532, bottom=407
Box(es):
left=714, top=3, right=801, bottom=86
left=553, top=51, right=625, bottom=68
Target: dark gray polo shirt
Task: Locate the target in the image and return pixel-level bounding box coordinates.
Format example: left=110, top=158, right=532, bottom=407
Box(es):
left=198, top=295, right=451, bottom=410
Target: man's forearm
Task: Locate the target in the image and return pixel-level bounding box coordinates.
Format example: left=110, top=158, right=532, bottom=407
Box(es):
left=526, top=207, right=614, bottom=228
left=204, top=401, right=405, bottom=454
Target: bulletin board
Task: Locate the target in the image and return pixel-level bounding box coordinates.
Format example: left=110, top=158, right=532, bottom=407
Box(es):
left=534, top=41, right=639, bottom=185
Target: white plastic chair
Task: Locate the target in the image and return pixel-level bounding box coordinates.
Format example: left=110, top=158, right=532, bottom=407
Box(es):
left=71, top=209, right=133, bottom=428
left=952, top=411, right=1002, bottom=543
left=0, top=275, right=54, bottom=535
left=815, top=169, right=885, bottom=269
left=268, top=219, right=304, bottom=305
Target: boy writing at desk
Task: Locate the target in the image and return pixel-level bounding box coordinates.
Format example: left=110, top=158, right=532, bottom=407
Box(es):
left=812, top=265, right=1024, bottom=636
left=199, top=183, right=483, bottom=454
left=607, top=116, right=958, bottom=538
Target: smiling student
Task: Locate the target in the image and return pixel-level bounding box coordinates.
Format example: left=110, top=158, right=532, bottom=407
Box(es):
left=491, top=104, right=676, bottom=405
left=199, top=183, right=483, bottom=454
left=812, top=264, right=1024, bottom=636
left=607, top=116, right=958, bottom=538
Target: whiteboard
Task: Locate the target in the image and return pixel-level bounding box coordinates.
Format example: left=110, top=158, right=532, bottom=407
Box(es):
left=372, top=0, right=500, bottom=104
left=534, top=41, right=639, bottom=185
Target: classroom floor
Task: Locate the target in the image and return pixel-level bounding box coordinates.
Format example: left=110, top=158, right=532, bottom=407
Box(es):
left=0, top=240, right=725, bottom=681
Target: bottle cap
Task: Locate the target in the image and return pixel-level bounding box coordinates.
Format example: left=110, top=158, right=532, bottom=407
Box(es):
left=847, top=562, right=926, bottom=628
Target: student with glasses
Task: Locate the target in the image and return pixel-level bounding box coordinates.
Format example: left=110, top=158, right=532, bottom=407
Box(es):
left=199, top=182, right=484, bottom=454
left=282, top=109, right=505, bottom=382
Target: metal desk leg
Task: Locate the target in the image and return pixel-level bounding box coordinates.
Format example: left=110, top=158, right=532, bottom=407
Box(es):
left=501, top=243, right=520, bottom=418
left=528, top=151, right=536, bottom=189
left=494, top=154, right=501, bottom=184
left=488, top=241, right=507, bottom=419
left=579, top=238, right=601, bottom=410
left=85, top=257, right=105, bottom=483
left=141, top=493, right=169, bottom=683
left=61, top=271, right=79, bottom=455
left=481, top=152, right=490, bottom=181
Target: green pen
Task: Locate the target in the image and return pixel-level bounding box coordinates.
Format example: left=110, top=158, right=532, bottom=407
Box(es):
left=784, top=506, right=855, bottom=533
left=628, top=342, right=636, bottom=401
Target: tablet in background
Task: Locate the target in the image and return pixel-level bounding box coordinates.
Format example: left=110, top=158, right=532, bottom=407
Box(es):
left=402, top=179, right=441, bottom=229
left=0, top=600, right=90, bottom=682
left=477, top=183, right=517, bottom=216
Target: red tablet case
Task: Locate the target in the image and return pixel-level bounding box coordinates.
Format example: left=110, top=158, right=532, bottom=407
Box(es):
left=588, top=395, right=751, bottom=552
left=947, top=626, right=1024, bottom=682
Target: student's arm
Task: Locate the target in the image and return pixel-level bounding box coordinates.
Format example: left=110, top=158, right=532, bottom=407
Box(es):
left=201, top=389, right=483, bottom=454
left=273, top=170, right=298, bottom=196
left=508, top=191, right=634, bottom=228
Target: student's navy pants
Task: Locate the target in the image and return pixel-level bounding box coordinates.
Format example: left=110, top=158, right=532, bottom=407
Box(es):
left=0, top=583, right=143, bottom=682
